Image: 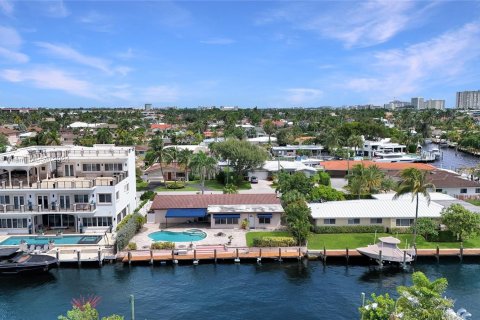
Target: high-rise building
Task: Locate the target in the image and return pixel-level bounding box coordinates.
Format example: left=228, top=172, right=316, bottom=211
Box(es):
left=424, top=99, right=445, bottom=110
left=456, top=90, right=480, bottom=109
left=144, top=103, right=152, bottom=110
left=411, top=97, right=424, bottom=109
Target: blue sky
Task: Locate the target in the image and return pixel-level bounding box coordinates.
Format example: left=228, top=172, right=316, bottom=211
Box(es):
left=1, top=1, right=480, bottom=108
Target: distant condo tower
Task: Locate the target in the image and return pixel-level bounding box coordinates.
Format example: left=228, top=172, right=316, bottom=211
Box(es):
left=144, top=103, right=152, bottom=110
left=411, top=97, right=424, bottom=110
left=456, top=90, right=480, bottom=109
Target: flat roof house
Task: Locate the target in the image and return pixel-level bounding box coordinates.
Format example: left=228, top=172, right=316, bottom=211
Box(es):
left=308, top=193, right=477, bottom=230
left=150, top=194, right=283, bottom=229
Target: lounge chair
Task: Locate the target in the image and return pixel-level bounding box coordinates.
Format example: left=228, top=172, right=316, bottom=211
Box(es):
left=43, top=244, right=49, bottom=252
left=28, top=245, right=35, bottom=253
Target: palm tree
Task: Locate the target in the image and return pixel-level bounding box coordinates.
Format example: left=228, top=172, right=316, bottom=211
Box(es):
left=163, top=147, right=180, bottom=182
left=45, top=130, right=61, bottom=146
left=178, top=148, right=193, bottom=182
left=148, top=134, right=166, bottom=183
left=263, top=120, right=276, bottom=144
left=394, top=168, right=435, bottom=246
left=347, top=135, right=363, bottom=157
left=190, top=151, right=217, bottom=195
left=363, top=165, right=384, bottom=194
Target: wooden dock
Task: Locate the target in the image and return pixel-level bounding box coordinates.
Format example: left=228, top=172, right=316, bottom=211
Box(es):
left=308, top=247, right=480, bottom=264
left=121, top=247, right=305, bottom=265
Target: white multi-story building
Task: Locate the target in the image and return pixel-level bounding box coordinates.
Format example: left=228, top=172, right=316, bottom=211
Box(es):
left=361, top=138, right=407, bottom=158
left=411, top=97, right=424, bottom=110
left=456, top=90, right=480, bottom=109
left=424, top=99, right=445, bottom=110
left=0, top=145, right=136, bottom=234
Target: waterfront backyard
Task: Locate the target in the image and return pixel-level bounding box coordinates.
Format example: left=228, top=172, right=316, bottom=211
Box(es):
left=246, top=231, right=480, bottom=250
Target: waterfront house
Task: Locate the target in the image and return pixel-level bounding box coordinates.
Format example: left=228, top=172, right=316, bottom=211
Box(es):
left=361, top=138, right=407, bottom=158
left=425, top=169, right=480, bottom=199
left=248, top=160, right=319, bottom=180
left=321, top=160, right=435, bottom=178
left=150, top=194, right=282, bottom=229
left=143, top=163, right=190, bottom=182
left=271, top=145, right=324, bottom=159
left=309, top=193, right=479, bottom=230
left=0, top=145, right=137, bottom=234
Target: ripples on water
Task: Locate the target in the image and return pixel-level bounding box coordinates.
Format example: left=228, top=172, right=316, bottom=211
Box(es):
left=1, top=261, right=479, bottom=320
left=426, top=144, right=479, bottom=171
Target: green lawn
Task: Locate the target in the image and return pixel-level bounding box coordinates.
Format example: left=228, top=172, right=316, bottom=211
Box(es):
left=203, top=180, right=226, bottom=190
left=246, top=231, right=480, bottom=249
left=466, top=199, right=480, bottom=206
left=155, top=181, right=200, bottom=192
left=136, top=180, right=149, bottom=191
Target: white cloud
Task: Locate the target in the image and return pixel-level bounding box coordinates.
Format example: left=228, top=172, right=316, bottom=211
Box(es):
left=258, top=1, right=436, bottom=48
left=36, top=42, right=130, bottom=76
left=45, top=0, right=69, bottom=18
left=142, top=85, right=179, bottom=103
left=345, top=22, right=480, bottom=100
left=285, top=88, right=323, bottom=105
left=0, top=0, right=13, bottom=16
left=0, top=67, right=99, bottom=99
left=0, top=26, right=28, bottom=63
left=78, top=11, right=113, bottom=33
left=200, top=38, right=235, bottom=45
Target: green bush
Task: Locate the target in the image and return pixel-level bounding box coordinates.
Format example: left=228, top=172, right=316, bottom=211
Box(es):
left=252, top=236, right=297, bottom=247
left=312, top=225, right=385, bottom=234
left=116, top=213, right=145, bottom=250
left=127, top=242, right=137, bottom=250
left=388, top=227, right=412, bottom=234
left=140, top=190, right=155, bottom=201
left=166, top=181, right=185, bottom=189
left=151, top=242, right=175, bottom=250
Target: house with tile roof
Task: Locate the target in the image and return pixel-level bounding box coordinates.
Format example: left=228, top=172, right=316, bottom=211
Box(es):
left=150, top=194, right=282, bottom=229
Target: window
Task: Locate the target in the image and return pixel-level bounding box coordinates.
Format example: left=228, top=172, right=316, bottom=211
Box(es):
left=370, top=218, right=383, bottom=224
left=0, top=195, right=10, bottom=204
left=74, top=194, right=89, bottom=203
left=476, top=188, right=480, bottom=194
left=435, top=189, right=443, bottom=193
left=324, top=219, right=336, bottom=225
left=396, top=219, right=414, bottom=227
left=0, top=218, right=27, bottom=229
left=105, top=163, right=123, bottom=171
left=215, top=217, right=239, bottom=225
left=82, top=217, right=112, bottom=227
left=82, top=163, right=101, bottom=171
left=98, top=194, right=112, bottom=203
left=348, top=218, right=360, bottom=225
left=460, top=188, right=467, bottom=194
left=116, top=191, right=120, bottom=200
left=259, top=217, right=271, bottom=224
left=124, top=183, right=129, bottom=192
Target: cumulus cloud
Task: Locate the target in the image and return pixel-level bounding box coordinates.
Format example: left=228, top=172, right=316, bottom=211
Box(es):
left=0, top=26, right=28, bottom=63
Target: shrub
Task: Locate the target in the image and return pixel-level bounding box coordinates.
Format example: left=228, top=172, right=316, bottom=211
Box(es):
left=116, top=213, right=145, bottom=250
left=140, top=190, right=155, bottom=201
left=388, top=227, right=412, bottom=234
left=127, top=242, right=137, bottom=250
left=151, top=242, right=175, bottom=250
left=252, top=236, right=297, bottom=247
left=240, top=219, right=249, bottom=230
left=166, top=181, right=185, bottom=189
left=312, top=225, right=385, bottom=234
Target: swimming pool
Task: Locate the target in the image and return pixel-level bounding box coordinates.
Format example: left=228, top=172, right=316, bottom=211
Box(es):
left=148, top=229, right=207, bottom=242
left=0, top=235, right=102, bottom=246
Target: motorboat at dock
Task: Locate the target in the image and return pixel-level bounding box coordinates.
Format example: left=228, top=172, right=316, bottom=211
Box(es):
left=356, top=236, right=414, bottom=266
left=0, top=247, right=57, bottom=275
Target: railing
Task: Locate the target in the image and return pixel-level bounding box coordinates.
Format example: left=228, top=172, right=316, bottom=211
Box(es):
left=0, top=203, right=96, bottom=213
left=0, top=173, right=126, bottom=189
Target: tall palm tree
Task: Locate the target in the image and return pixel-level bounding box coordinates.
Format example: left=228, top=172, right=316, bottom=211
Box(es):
left=163, top=147, right=180, bottom=181
left=148, top=134, right=165, bottom=183
left=190, top=151, right=217, bottom=195
left=96, top=128, right=113, bottom=144
left=364, top=165, right=384, bottom=194
left=178, top=149, right=193, bottom=182
left=394, top=168, right=435, bottom=245
left=45, top=130, right=61, bottom=146
left=263, top=120, right=276, bottom=144
left=347, top=135, right=363, bottom=157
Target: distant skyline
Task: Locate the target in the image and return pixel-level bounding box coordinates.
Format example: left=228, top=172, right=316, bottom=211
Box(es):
left=1, top=1, right=480, bottom=108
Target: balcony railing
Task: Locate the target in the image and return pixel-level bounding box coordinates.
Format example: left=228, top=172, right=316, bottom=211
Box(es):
left=0, top=203, right=96, bottom=213
left=0, top=173, right=127, bottom=189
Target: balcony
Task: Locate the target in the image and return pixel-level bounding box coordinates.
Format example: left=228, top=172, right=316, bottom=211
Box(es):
left=0, top=203, right=96, bottom=214
left=0, top=173, right=127, bottom=190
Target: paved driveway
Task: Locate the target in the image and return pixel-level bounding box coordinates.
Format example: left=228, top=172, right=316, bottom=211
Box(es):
left=239, top=179, right=276, bottom=194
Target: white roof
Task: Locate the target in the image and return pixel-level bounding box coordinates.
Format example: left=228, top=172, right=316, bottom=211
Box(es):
left=207, top=204, right=283, bottom=213
left=247, top=137, right=277, bottom=143
left=372, top=192, right=456, bottom=201
left=309, top=199, right=444, bottom=219
left=68, top=121, right=106, bottom=128
left=163, top=145, right=208, bottom=153
left=262, top=160, right=317, bottom=172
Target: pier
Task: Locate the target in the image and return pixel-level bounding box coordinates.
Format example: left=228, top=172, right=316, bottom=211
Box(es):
left=120, top=247, right=305, bottom=265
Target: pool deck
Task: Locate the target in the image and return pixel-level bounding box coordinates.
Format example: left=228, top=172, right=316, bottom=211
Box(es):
left=130, top=223, right=250, bottom=249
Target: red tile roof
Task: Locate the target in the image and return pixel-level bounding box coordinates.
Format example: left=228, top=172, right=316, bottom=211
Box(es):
left=321, top=160, right=436, bottom=171
left=150, top=123, right=172, bottom=130
left=151, top=194, right=281, bottom=210
left=426, top=170, right=480, bottom=188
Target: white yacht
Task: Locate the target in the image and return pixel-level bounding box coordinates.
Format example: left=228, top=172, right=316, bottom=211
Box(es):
left=372, top=152, right=417, bottom=163
left=357, top=236, right=414, bottom=264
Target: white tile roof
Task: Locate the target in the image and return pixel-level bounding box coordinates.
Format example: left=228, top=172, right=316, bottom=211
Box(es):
left=262, top=160, right=317, bottom=172
left=308, top=199, right=444, bottom=219
left=372, top=192, right=456, bottom=201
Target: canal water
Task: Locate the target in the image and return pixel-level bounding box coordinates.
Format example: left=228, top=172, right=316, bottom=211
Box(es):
left=426, top=144, right=479, bottom=171
left=1, top=261, right=479, bottom=320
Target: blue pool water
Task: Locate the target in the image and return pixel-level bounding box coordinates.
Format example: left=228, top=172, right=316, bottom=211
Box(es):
left=0, top=235, right=102, bottom=246
left=148, top=229, right=207, bottom=242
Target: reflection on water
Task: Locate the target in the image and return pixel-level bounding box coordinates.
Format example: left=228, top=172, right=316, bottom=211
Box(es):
left=427, top=144, right=479, bottom=171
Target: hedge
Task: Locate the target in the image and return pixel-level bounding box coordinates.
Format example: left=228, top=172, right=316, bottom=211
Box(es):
left=116, top=213, right=145, bottom=251
left=166, top=182, right=185, bottom=189
left=151, top=242, right=175, bottom=250
left=312, top=225, right=385, bottom=234
left=388, top=227, right=414, bottom=234
left=252, top=236, right=296, bottom=247
left=140, top=190, right=155, bottom=201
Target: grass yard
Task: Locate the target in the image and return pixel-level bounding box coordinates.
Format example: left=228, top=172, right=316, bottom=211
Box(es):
left=154, top=181, right=200, bottom=192
left=246, top=231, right=480, bottom=249
left=136, top=180, right=149, bottom=191
left=466, top=199, right=480, bottom=206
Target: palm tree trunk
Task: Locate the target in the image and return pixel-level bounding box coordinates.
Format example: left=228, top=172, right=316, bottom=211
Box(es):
left=201, top=167, right=205, bottom=195
left=413, top=194, right=419, bottom=245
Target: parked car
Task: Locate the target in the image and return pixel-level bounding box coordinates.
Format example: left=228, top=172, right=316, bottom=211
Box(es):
left=250, top=176, right=258, bottom=184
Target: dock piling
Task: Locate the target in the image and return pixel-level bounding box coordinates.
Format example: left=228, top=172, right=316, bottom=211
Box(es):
left=214, top=249, right=217, bottom=263
left=56, top=249, right=60, bottom=266
left=403, top=250, right=407, bottom=268
left=346, top=248, right=349, bottom=264
left=298, top=247, right=302, bottom=260
left=150, top=250, right=153, bottom=265
left=234, top=248, right=240, bottom=263
left=460, top=243, right=464, bottom=262
left=378, top=250, right=383, bottom=268
left=278, top=248, right=282, bottom=262
left=77, top=250, right=82, bottom=267
left=127, top=251, right=131, bottom=266
left=98, top=248, right=102, bottom=267
left=171, top=250, right=175, bottom=261
left=436, top=246, right=440, bottom=263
